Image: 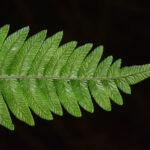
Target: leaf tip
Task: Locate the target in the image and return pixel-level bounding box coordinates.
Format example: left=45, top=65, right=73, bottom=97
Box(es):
left=6, top=123, right=15, bottom=131
left=105, top=106, right=112, bottom=111
left=10, top=125, right=15, bottom=131
left=57, top=30, right=63, bottom=36
left=3, top=24, right=10, bottom=30
left=21, top=26, right=30, bottom=32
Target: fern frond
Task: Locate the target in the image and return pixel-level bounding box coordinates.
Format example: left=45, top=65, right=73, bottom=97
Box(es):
left=0, top=25, right=149, bottom=130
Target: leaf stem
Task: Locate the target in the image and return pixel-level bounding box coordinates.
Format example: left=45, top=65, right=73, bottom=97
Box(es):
left=0, top=70, right=149, bottom=81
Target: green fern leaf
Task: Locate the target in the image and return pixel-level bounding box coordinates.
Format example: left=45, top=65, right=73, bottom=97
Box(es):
left=0, top=25, right=150, bottom=130
left=0, top=93, right=14, bottom=130
left=0, top=25, right=9, bottom=49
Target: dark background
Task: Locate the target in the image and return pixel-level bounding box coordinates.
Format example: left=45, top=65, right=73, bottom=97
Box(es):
left=0, top=0, right=150, bottom=150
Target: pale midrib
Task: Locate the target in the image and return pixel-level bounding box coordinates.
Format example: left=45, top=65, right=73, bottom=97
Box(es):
left=0, top=70, right=149, bottom=80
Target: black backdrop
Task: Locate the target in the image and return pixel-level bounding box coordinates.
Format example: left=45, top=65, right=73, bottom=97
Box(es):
left=0, top=0, right=150, bottom=150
